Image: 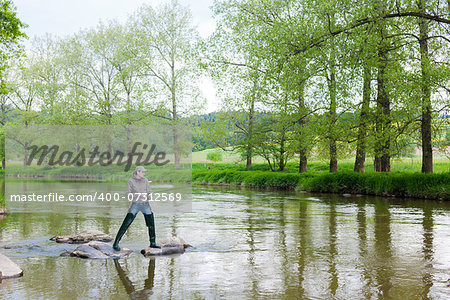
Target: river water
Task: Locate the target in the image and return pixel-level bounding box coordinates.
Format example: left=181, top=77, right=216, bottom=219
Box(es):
left=0, top=181, right=449, bottom=299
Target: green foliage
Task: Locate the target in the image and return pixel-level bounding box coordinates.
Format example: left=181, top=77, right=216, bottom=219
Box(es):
left=303, top=172, right=450, bottom=199
left=0, top=0, right=26, bottom=67
left=210, top=0, right=449, bottom=173
left=56, top=227, right=63, bottom=236
left=206, top=150, right=223, bottom=162
left=192, top=168, right=449, bottom=200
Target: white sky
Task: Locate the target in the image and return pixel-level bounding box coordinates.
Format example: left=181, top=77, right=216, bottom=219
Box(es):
left=13, top=0, right=219, bottom=113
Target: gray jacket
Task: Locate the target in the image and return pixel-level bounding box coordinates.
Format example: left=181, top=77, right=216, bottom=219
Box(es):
left=127, top=174, right=152, bottom=204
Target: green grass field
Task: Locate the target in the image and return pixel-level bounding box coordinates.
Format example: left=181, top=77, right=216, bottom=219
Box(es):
left=191, top=148, right=449, bottom=200
left=193, top=148, right=449, bottom=173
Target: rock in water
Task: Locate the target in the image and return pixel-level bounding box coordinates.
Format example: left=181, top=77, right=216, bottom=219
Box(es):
left=0, top=252, right=23, bottom=279
left=50, top=230, right=113, bottom=244
left=0, top=207, right=10, bottom=216
left=141, top=236, right=190, bottom=257
left=64, top=241, right=132, bottom=259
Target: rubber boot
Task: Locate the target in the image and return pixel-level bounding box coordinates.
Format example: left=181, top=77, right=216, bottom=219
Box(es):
left=144, top=213, right=161, bottom=248
left=113, top=213, right=136, bottom=251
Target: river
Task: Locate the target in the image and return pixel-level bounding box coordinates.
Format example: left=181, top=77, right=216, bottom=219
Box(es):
left=1, top=181, right=449, bottom=299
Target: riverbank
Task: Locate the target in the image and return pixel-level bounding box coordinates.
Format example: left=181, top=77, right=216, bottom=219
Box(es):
left=192, top=170, right=450, bottom=200
left=1, top=162, right=448, bottom=200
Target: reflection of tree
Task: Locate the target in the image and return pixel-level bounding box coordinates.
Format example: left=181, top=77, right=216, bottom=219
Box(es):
left=374, top=199, right=393, bottom=298
left=328, top=199, right=338, bottom=297
left=168, top=214, right=178, bottom=298
left=276, top=196, right=287, bottom=294
left=244, top=190, right=258, bottom=296
left=296, top=200, right=308, bottom=297
left=357, top=199, right=372, bottom=298
left=274, top=195, right=289, bottom=293
left=422, top=202, right=434, bottom=298
left=114, top=258, right=155, bottom=299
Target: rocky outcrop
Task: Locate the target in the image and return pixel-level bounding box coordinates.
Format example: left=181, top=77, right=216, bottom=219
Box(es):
left=60, top=241, right=132, bottom=259
left=141, top=236, right=190, bottom=257
left=0, top=252, right=23, bottom=280
left=50, top=230, right=113, bottom=244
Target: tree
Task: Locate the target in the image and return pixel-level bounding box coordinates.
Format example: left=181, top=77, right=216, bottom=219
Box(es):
left=206, top=150, right=223, bottom=165
left=0, top=0, right=26, bottom=168
left=212, top=0, right=449, bottom=173
left=131, top=0, right=203, bottom=168
left=61, top=26, right=124, bottom=125
left=0, top=0, right=26, bottom=80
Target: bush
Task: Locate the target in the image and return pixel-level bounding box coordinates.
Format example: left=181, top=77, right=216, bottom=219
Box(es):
left=206, top=150, right=223, bottom=163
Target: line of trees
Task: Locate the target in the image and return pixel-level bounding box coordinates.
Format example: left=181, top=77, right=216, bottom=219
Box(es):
left=204, top=0, right=449, bottom=173
left=0, top=0, right=203, bottom=168
left=0, top=0, right=448, bottom=173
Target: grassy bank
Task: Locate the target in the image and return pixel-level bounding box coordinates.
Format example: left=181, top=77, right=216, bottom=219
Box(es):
left=192, top=169, right=450, bottom=200
left=1, top=159, right=448, bottom=200
left=3, top=164, right=191, bottom=182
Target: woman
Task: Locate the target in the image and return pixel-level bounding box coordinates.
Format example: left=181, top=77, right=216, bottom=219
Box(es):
left=113, top=166, right=161, bottom=251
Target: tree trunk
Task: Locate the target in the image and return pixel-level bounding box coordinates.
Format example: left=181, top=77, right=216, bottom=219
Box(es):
left=299, top=150, right=308, bottom=173
left=298, top=82, right=308, bottom=173
left=23, top=141, right=28, bottom=168
left=126, top=127, right=131, bottom=155
left=173, top=125, right=180, bottom=168
left=246, top=91, right=255, bottom=169
left=328, top=65, right=338, bottom=173
left=171, top=62, right=180, bottom=168
left=374, top=26, right=391, bottom=172
left=326, top=13, right=338, bottom=173
left=246, top=151, right=252, bottom=169
left=418, top=0, right=433, bottom=173
left=278, top=130, right=285, bottom=172
left=23, top=122, right=29, bottom=169
left=354, top=65, right=371, bottom=172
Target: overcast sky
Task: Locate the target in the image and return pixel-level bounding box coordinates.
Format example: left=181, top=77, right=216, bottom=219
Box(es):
left=13, top=0, right=219, bottom=113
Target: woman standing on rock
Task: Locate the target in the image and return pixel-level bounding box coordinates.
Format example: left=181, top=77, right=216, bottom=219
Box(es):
left=113, top=166, right=161, bottom=251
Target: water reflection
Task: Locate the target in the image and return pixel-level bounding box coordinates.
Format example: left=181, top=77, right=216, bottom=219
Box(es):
left=374, top=199, right=393, bottom=298
left=328, top=200, right=338, bottom=297
left=357, top=200, right=372, bottom=299
left=114, top=258, right=155, bottom=299
left=1, top=181, right=449, bottom=299
left=422, top=202, right=434, bottom=299
left=244, top=191, right=258, bottom=297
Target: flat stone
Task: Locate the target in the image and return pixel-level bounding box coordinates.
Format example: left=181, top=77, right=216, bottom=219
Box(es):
left=0, top=252, right=23, bottom=279
left=59, top=251, right=71, bottom=257
left=0, top=207, right=10, bottom=215
left=50, top=230, right=113, bottom=244
left=343, top=193, right=352, bottom=197
left=141, top=236, right=190, bottom=257
left=0, top=242, right=39, bottom=249
left=67, top=241, right=132, bottom=259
